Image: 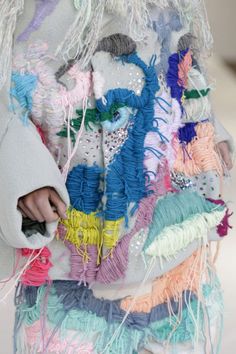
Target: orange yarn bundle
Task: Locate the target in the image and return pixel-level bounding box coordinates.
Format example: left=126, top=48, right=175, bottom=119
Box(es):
left=121, top=250, right=202, bottom=313
left=174, top=122, right=223, bottom=177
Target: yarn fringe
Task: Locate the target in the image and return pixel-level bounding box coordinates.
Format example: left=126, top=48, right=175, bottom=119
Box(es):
left=174, top=122, right=224, bottom=177
left=20, top=247, right=52, bottom=286
left=144, top=190, right=225, bottom=251
left=59, top=209, right=102, bottom=259
left=0, top=0, right=212, bottom=91
left=121, top=250, right=202, bottom=313
left=14, top=261, right=223, bottom=354
left=145, top=209, right=226, bottom=261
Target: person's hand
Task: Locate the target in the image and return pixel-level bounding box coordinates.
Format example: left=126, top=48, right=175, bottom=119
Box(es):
left=17, top=187, right=67, bottom=223
left=217, top=141, right=233, bottom=170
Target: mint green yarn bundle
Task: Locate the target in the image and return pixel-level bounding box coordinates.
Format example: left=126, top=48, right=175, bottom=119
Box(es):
left=143, top=191, right=225, bottom=256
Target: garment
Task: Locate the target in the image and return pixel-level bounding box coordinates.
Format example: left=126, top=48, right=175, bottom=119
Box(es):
left=0, top=1, right=233, bottom=353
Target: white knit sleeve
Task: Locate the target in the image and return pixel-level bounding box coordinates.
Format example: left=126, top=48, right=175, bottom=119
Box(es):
left=0, top=69, right=69, bottom=250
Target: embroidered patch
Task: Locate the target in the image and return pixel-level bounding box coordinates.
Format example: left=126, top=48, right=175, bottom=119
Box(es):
left=96, top=53, right=159, bottom=222
left=143, top=190, right=225, bottom=252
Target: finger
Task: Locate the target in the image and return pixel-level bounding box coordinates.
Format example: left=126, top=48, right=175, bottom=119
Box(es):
left=23, top=198, right=45, bottom=222
left=37, top=199, right=60, bottom=223
left=220, top=149, right=233, bottom=170
left=18, top=199, right=37, bottom=221
left=49, top=189, right=67, bottom=219
left=17, top=206, right=27, bottom=218
left=226, top=158, right=233, bottom=170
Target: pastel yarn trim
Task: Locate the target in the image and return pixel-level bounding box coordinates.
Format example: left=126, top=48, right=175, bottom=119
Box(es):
left=145, top=209, right=226, bottom=260
left=59, top=209, right=102, bottom=256
left=174, top=122, right=223, bottom=177
left=120, top=250, right=201, bottom=313
left=17, top=282, right=195, bottom=331
left=15, top=277, right=222, bottom=354
left=143, top=190, right=224, bottom=251
left=59, top=208, right=125, bottom=263
left=10, top=72, right=38, bottom=125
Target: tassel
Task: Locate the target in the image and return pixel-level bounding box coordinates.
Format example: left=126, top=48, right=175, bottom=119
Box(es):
left=0, top=0, right=24, bottom=90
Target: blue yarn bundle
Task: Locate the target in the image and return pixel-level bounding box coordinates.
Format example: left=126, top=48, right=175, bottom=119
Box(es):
left=178, top=122, right=197, bottom=144
left=10, top=72, right=38, bottom=125
left=20, top=281, right=195, bottom=331
left=96, top=53, right=160, bottom=221
left=66, top=164, right=103, bottom=214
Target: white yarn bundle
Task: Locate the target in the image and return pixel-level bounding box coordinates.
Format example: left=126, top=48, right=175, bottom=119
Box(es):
left=0, top=0, right=24, bottom=90
left=182, top=67, right=212, bottom=122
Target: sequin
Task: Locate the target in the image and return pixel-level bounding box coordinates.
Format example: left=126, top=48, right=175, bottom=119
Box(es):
left=129, top=229, right=146, bottom=257
left=103, top=126, right=129, bottom=165
left=171, top=171, right=194, bottom=190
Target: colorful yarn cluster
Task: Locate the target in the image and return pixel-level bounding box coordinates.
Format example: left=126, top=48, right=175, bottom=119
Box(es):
left=96, top=53, right=159, bottom=221
left=153, top=8, right=182, bottom=74
left=96, top=33, right=137, bottom=56
left=166, top=49, right=191, bottom=107
left=217, top=209, right=233, bottom=237
left=57, top=108, right=98, bottom=142
left=57, top=104, right=130, bottom=144
left=59, top=209, right=102, bottom=255
left=67, top=243, right=99, bottom=284
left=12, top=44, right=92, bottom=163
left=120, top=250, right=201, bottom=312
left=58, top=209, right=125, bottom=282
left=100, top=104, right=130, bottom=132
left=10, top=72, right=38, bottom=124
left=96, top=166, right=171, bottom=284
left=174, top=122, right=223, bottom=177
left=20, top=247, right=52, bottom=286
left=181, top=67, right=212, bottom=122
left=14, top=262, right=224, bottom=354
left=102, top=218, right=124, bottom=253
left=143, top=190, right=225, bottom=252
left=66, top=164, right=103, bottom=214
left=145, top=209, right=226, bottom=260
left=153, top=90, right=182, bottom=169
